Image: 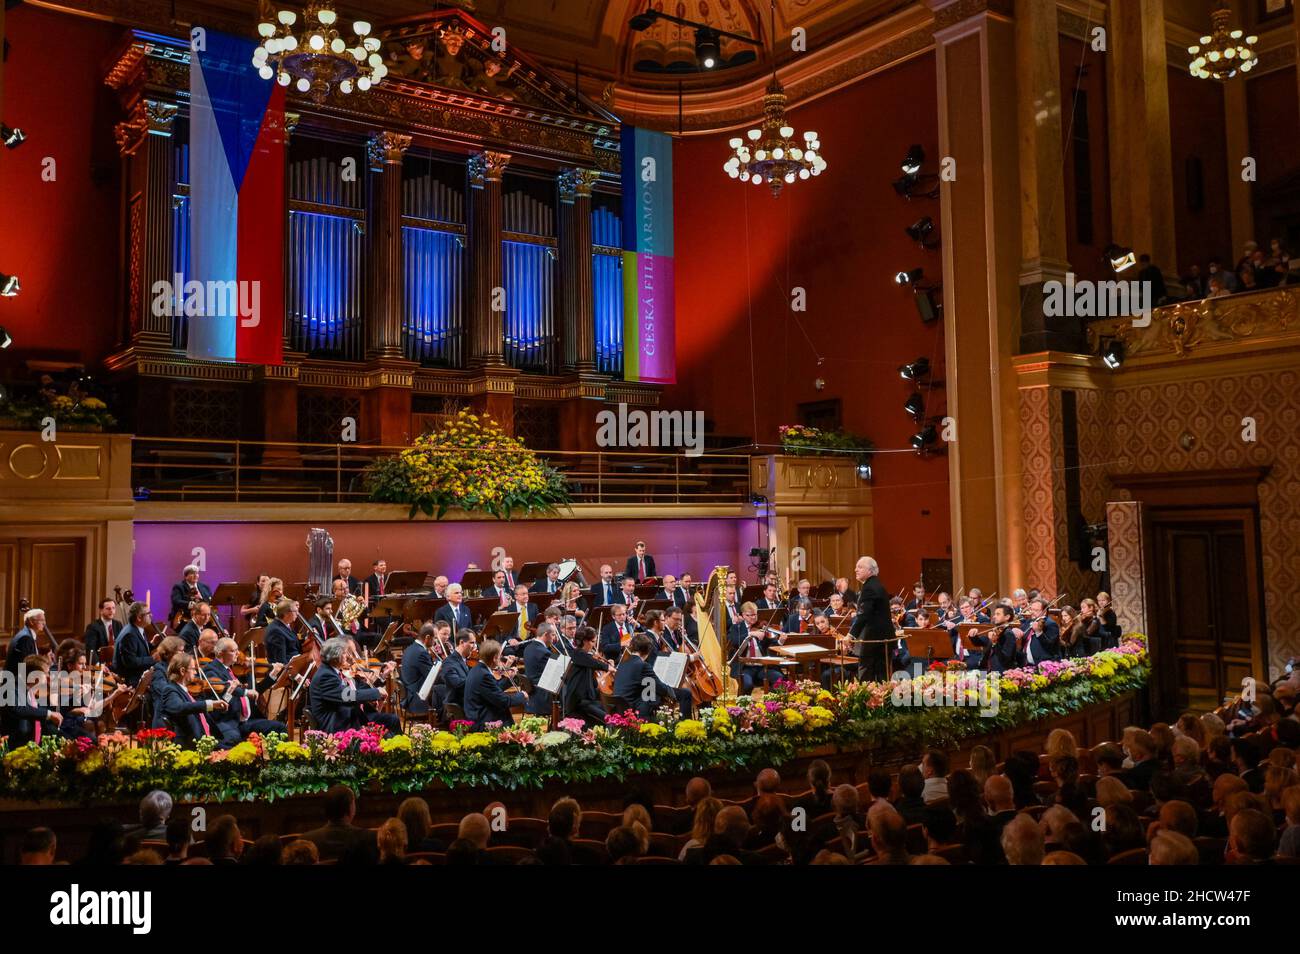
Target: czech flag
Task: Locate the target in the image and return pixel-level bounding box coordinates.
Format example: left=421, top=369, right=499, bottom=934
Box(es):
left=188, top=30, right=285, bottom=365
left=620, top=126, right=675, bottom=384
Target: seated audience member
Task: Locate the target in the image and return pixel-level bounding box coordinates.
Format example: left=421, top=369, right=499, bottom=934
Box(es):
left=921, top=749, right=950, bottom=804
left=606, top=825, right=643, bottom=865
left=749, top=796, right=787, bottom=850
left=20, top=827, right=57, bottom=865
left=895, top=765, right=928, bottom=824
left=830, top=784, right=864, bottom=855
left=686, top=806, right=763, bottom=865
left=794, top=760, right=834, bottom=818
left=127, top=789, right=174, bottom=841
left=282, top=840, right=320, bottom=865
left=241, top=835, right=283, bottom=866
left=205, top=815, right=243, bottom=865
left=163, top=817, right=191, bottom=865
left=301, top=784, right=379, bottom=864
left=1103, top=804, right=1147, bottom=857
left=922, top=806, right=959, bottom=854
left=1001, top=813, right=1045, bottom=866
left=680, top=797, right=724, bottom=861
left=1149, top=830, right=1199, bottom=866
left=398, top=797, right=445, bottom=853
left=377, top=818, right=408, bottom=865
left=1278, top=787, right=1300, bottom=858
left=867, top=806, right=910, bottom=865
left=1227, top=809, right=1277, bottom=865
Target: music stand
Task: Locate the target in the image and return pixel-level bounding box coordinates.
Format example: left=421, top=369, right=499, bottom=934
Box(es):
left=814, top=580, right=835, bottom=599
left=464, top=597, right=504, bottom=628
left=635, top=598, right=671, bottom=622
left=586, top=605, right=617, bottom=632
left=518, top=561, right=548, bottom=587
left=209, top=583, right=250, bottom=634
left=373, top=597, right=408, bottom=620
left=481, top=611, right=521, bottom=643
left=633, top=583, right=659, bottom=600
left=740, top=584, right=766, bottom=605
left=902, top=627, right=953, bottom=670
left=459, top=570, right=496, bottom=595
left=284, top=582, right=312, bottom=603
left=382, top=570, right=428, bottom=594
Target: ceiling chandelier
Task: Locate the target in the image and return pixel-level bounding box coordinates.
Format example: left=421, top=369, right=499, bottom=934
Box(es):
left=1187, top=3, right=1257, bottom=80
left=252, top=3, right=388, bottom=102
left=722, top=1, right=825, bottom=196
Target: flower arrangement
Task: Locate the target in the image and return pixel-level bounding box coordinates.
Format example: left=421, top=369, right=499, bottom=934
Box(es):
left=0, top=637, right=1148, bottom=804
left=778, top=424, right=874, bottom=463
left=364, top=409, right=571, bottom=519
left=0, top=394, right=117, bottom=432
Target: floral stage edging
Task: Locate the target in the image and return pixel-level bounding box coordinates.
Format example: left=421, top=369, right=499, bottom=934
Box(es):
left=0, top=637, right=1148, bottom=805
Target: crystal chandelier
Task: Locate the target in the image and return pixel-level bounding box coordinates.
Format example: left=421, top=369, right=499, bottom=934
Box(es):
left=722, top=1, right=825, bottom=196
left=252, top=4, right=388, bottom=102
left=1187, top=3, right=1257, bottom=80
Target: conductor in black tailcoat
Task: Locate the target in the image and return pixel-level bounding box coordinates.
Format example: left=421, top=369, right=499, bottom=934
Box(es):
left=849, top=556, right=894, bottom=682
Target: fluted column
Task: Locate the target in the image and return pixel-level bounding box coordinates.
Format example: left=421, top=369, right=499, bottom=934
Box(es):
left=467, top=150, right=512, bottom=367
left=366, top=131, right=412, bottom=360
left=558, top=168, right=600, bottom=372
left=115, top=99, right=179, bottom=347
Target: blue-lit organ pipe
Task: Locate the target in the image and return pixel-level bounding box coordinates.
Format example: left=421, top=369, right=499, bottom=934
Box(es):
left=402, top=164, right=466, bottom=365
left=591, top=205, right=623, bottom=377
left=502, top=185, right=556, bottom=373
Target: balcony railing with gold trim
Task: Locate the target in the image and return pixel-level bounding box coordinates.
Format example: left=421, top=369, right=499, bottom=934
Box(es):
left=130, top=437, right=752, bottom=506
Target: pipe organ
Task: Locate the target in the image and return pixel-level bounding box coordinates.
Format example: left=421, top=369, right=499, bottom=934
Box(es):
left=104, top=7, right=658, bottom=450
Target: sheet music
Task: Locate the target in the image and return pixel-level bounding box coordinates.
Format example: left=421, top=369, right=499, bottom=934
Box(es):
left=653, top=652, right=688, bottom=688
left=538, top=655, right=570, bottom=694
left=419, top=660, right=443, bottom=701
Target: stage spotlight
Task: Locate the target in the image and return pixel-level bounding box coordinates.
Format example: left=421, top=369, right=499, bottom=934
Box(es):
left=856, top=461, right=872, bottom=481
left=910, top=424, right=938, bottom=450
left=1101, top=339, right=1125, bottom=370
left=0, top=274, right=19, bottom=297
left=906, top=216, right=936, bottom=247
left=629, top=10, right=659, bottom=30
left=0, top=326, right=11, bottom=350
left=695, top=28, right=721, bottom=69
left=914, top=287, right=942, bottom=323
left=1104, top=243, right=1137, bottom=273
left=1, top=124, right=24, bottom=149
left=895, top=268, right=924, bottom=286
left=899, top=357, right=931, bottom=381
left=901, top=145, right=925, bottom=176
left=904, top=392, right=925, bottom=420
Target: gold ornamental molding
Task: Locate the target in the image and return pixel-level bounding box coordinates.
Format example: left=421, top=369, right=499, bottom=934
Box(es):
left=1086, top=287, right=1300, bottom=362
left=467, top=150, right=512, bottom=186
left=367, top=131, right=413, bottom=169
left=557, top=168, right=601, bottom=202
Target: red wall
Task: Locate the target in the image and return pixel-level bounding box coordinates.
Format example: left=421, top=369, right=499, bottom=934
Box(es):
left=1168, top=66, right=1231, bottom=271
left=1060, top=36, right=1112, bottom=284
left=666, top=52, right=950, bottom=583
left=0, top=7, right=122, bottom=370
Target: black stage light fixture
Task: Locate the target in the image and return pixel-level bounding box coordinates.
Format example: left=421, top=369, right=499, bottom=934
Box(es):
left=695, top=28, right=721, bottom=69
left=856, top=461, right=872, bottom=481
left=1103, top=243, right=1137, bottom=274
left=0, top=325, right=11, bottom=350
left=906, top=216, right=937, bottom=248
left=914, top=287, right=942, bottom=323
left=899, top=357, right=931, bottom=381
left=904, top=392, right=926, bottom=420
left=901, top=145, right=925, bottom=176
left=1, top=124, right=24, bottom=149
left=895, top=267, right=924, bottom=286
left=629, top=10, right=659, bottom=30
left=910, top=424, right=938, bottom=450
left=1101, top=339, right=1125, bottom=370
left=0, top=274, right=19, bottom=297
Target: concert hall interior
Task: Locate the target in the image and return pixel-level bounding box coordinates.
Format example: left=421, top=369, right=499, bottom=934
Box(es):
left=1, top=0, right=1300, bottom=880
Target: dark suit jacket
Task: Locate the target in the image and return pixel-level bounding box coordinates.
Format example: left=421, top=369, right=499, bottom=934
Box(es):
left=1021, top=618, right=1061, bottom=665
left=177, top=620, right=203, bottom=654
left=434, top=602, right=474, bottom=632
left=482, top=585, right=512, bottom=603
left=624, top=554, right=656, bottom=581
left=531, top=577, right=562, bottom=597
left=169, top=581, right=212, bottom=617
left=83, top=619, right=122, bottom=661
left=464, top=664, right=518, bottom=728
left=362, top=573, right=388, bottom=600
left=4, top=628, right=38, bottom=676
left=203, top=659, right=254, bottom=726
left=309, top=664, right=380, bottom=734
left=561, top=650, right=607, bottom=723
left=301, top=822, right=379, bottom=864
left=507, top=601, right=540, bottom=630
left=977, top=628, right=1019, bottom=672
left=656, top=587, right=690, bottom=610
left=400, top=641, right=434, bottom=714
left=1122, top=758, right=1159, bottom=792
left=522, top=639, right=558, bottom=715
left=850, top=576, right=893, bottom=642
left=1, top=697, right=53, bottom=746
left=152, top=680, right=213, bottom=743
left=785, top=612, right=814, bottom=633
left=333, top=575, right=364, bottom=597
left=727, top=622, right=777, bottom=676
left=441, top=652, right=471, bottom=707
left=589, top=581, right=621, bottom=607
left=113, top=625, right=154, bottom=685
left=612, top=655, right=673, bottom=718
left=264, top=619, right=301, bottom=666
left=599, top=620, right=635, bottom=661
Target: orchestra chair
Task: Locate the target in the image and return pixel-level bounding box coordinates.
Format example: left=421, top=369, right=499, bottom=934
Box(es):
left=443, top=703, right=466, bottom=724
left=397, top=684, right=435, bottom=733
left=722, top=794, right=756, bottom=815
left=278, top=833, right=306, bottom=846
left=1033, top=780, right=1058, bottom=799
left=1107, top=847, right=1149, bottom=865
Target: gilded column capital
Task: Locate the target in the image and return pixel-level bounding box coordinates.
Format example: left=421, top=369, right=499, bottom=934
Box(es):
left=468, top=150, right=512, bottom=187
left=558, top=168, right=601, bottom=202
left=367, top=131, right=413, bottom=169
left=114, top=100, right=177, bottom=156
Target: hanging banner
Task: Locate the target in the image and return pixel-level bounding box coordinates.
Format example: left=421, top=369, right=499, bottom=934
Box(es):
left=620, top=126, right=675, bottom=384
left=187, top=29, right=285, bottom=365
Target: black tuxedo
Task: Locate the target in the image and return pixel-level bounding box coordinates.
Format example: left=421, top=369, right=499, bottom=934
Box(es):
left=83, top=618, right=122, bottom=661
left=152, top=680, right=215, bottom=744
left=624, top=554, right=656, bottom=582
left=112, top=625, right=154, bottom=686
left=976, top=627, right=1019, bottom=672
left=434, top=601, right=474, bottom=632
left=1021, top=618, right=1061, bottom=666
left=656, top=587, right=689, bottom=610
left=202, top=659, right=285, bottom=740
left=362, top=572, right=388, bottom=600
left=400, top=641, right=435, bottom=715
left=4, top=627, right=38, bottom=676
left=482, top=585, right=512, bottom=603
left=310, top=663, right=381, bottom=734
left=177, top=620, right=204, bottom=654
left=464, top=664, right=518, bottom=728
left=727, top=622, right=777, bottom=691
left=784, top=612, right=815, bottom=634
left=531, top=576, right=562, bottom=597
left=755, top=597, right=783, bottom=611
left=599, top=619, right=635, bottom=661
left=850, top=576, right=893, bottom=681
left=561, top=649, right=607, bottom=725
left=522, top=639, right=559, bottom=715
left=589, top=580, right=621, bottom=606
left=264, top=619, right=301, bottom=666
left=440, top=651, right=471, bottom=708
left=1, top=693, right=53, bottom=746
left=170, top=581, right=212, bottom=617
left=612, top=655, right=673, bottom=719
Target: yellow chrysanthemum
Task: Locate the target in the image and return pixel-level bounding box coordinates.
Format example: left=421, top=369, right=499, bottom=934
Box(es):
left=225, top=742, right=259, bottom=765
left=638, top=722, right=668, bottom=738
left=674, top=720, right=706, bottom=741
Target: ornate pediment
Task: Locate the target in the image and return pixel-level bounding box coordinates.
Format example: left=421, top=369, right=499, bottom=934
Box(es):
left=379, top=8, right=618, bottom=126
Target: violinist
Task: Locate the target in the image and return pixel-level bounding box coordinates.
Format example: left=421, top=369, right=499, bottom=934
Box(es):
left=309, top=637, right=399, bottom=735
left=1096, top=591, right=1120, bottom=650
left=935, top=592, right=959, bottom=625
left=727, top=602, right=783, bottom=694
left=153, top=652, right=227, bottom=744
left=950, top=597, right=989, bottom=667
left=83, top=598, right=122, bottom=663
left=440, top=629, right=476, bottom=711
left=57, top=641, right=122, bottom=740
left=1059, top=605, right=1089, bottom=659
left=522, top=622, right=561, bottom=716
left=612, top=634, right=677, bottom=719
left=264, top=599, right=301, bottom=668
left=169, top=564, right=212, bottom=621
left=1010, top=588, right=1031, bottom=622
left=399, top=622, right=443, bottom=719
left=112, top=602, right=156, bottom=688
left=255, top=578, right=286, bottom=628
left=464, top=639, right=525, bottom=729
left=240, top=574, right=270, bottom=626
left=785, top=598, right=815, bottom=634
left=826, top=592, right=848, bottom=620
left=1, top=654, right=63, bottom=744
left=561, top=625, right=610, bottom=727
left=905, top=582, right=927, bottom=611
left=973, top=605, right=1021, bottom=672
left=599, top=603, right=636, bottom=662
left=642, top=610, right=695, bottom=718
left=204, top=637, right=286, bottom=741
left=833, top=577, right=858, bottom=606
left=5, top=607, right=52, bottom=676
left=1021, top=598, right=1061, bottom=665
left=148, top=636, right=188, bottom=715
left=1077, top=598, right=1103, bottom=655
left=818, top=612, right=854, bottom=688
left=178, top=600, right=215, bottom=654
